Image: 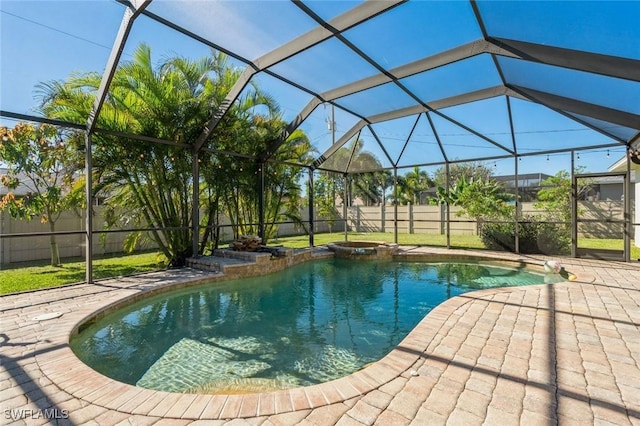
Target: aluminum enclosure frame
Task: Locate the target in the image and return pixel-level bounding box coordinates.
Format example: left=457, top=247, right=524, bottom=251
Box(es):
left=1, top=0, right=639, bottom=283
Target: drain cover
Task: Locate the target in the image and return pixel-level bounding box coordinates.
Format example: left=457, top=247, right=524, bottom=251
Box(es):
left=32, top=312, right=63, bottom=321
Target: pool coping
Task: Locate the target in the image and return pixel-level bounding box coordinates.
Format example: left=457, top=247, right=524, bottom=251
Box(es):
left=32, top=249, right=595, bottom=420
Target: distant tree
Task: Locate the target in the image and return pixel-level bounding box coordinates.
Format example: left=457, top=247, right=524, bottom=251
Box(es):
left=320, top=138, right=388, bottom=206
left=351, top=170, right=391, bottom=206
left=433, top=162, right=492, bottom=187
left=535, top=169, right=591, bottom=224
left=0, top=123, right=83, bottom=266
left=314, top=171, right=341, bottom=232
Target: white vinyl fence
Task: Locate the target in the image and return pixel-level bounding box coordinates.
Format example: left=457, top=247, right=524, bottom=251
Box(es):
left=1, top=201, right=633, bottom=265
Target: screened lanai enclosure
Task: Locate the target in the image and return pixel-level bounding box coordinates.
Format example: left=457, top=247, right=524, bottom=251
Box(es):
left=1, top=0, right=639, bottom=284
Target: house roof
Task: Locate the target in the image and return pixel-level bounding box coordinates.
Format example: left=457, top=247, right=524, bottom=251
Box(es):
left=0, top=168, right=31, bottom=196
left=609, top=156, right=640, bottom=174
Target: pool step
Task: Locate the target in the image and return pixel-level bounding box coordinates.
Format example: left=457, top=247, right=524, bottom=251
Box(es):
left=186, top=254, right=252, bottom=274
left=186, top=247, right=333, bottom=277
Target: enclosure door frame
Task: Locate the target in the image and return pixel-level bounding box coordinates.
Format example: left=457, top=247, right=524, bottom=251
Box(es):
left=572, top=171, right=631, bottom=262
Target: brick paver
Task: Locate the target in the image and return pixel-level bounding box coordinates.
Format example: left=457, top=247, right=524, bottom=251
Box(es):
left=2, top=247, right=640, bottom=425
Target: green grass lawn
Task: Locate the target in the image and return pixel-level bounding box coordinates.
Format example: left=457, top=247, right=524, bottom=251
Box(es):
left=2, top=234, right=638, bottom=295
left=0, top=251, right=165, bottom=294
left=274, top=232, right=640, bottom=258
left=272, top=232, right=485, bottom=249
left=578, top=238, right=640, bottom=259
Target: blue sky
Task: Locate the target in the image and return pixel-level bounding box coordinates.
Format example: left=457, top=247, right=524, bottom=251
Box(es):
left=1, top=0, right=636, bottom=177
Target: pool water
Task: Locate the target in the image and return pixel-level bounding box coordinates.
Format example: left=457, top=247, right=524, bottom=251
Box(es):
left=71, top=259, right=562, bottom=394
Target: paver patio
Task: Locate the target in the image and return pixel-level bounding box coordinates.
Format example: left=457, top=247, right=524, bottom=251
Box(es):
left=1, top=247, right=639, bottom=425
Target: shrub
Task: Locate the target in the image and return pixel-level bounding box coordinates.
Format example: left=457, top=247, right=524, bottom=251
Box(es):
left=480, top=217, right=570, bottom=255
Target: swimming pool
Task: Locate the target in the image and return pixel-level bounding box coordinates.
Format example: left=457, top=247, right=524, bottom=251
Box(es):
left=71, top=258, right=563, bottom=394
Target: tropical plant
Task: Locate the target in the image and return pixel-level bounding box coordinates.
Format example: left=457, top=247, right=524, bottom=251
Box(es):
left=39, top=44, right=285, bottom=266
left=524, top=169, right=591, bottom=255
left=215, top=125, right=314, bottom=242
left=389, top=174, right=410, bottom=205
left=436, top=175, right=514, bottom=221
left=535, top=169, right=591, bottom=224
left=480, top=216, right=570, bottom=254
left=0, top=123, right=83, bottom=266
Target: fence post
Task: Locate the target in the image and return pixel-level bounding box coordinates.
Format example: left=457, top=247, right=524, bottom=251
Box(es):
left=409, top=203, right=414, bottom=234
left=393, top=168, right=398, bottom=244
left=381, top=204, right=385, bottom=232
left=0, top=211, right=5, bottom=266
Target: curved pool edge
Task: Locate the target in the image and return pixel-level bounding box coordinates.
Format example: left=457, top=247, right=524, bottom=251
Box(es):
left=34, top=249, right=594, bottom=420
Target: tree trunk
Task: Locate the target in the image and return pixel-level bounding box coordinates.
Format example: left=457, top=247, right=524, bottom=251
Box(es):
left=49, top=221, right=61, bottom=266
left=199, top=197, right=218, bottom=255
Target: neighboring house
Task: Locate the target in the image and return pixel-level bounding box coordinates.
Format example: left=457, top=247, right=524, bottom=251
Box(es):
left=418, top=188, right=437, bottom=205
left=582, top=175, right=628, bottom=201
left=1, top=167, right=105, bottom=205
left=493, top=171, right=633, bottom=203
left=493, top=173, right=553, bottom=201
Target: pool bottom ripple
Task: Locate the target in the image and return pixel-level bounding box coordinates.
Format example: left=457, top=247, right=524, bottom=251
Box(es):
left=136, top=336, right=363, bottom=393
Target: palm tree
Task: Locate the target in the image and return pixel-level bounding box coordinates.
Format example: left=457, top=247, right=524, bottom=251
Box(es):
left=403, top=166, right=432, bottom=205
left=389, top=174, right=410, bottom=205
left=39, top=44, right=281, bottom=265
left=217, top=123, right=315, bottom=242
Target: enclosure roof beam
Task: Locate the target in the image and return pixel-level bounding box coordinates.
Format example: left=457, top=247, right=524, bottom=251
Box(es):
left=366, top=86, right=511, bottom=124
left=517, top=141, right=624, bottom=158
left=471, top=0, right=515, bottom=157
left=87, top=0, right=151, bottom=134
left=320, top=39, right=498, bottom=102
left=193, top=1, right=402, bottom=153
left=395, top=114, right=423, bottom=167
left=313, top=38, right=639, bottom=107
left=425, top=112, right=450, bottom=164
left=503, top=87, right=629, bottom=144
left=487, top=37, right=640, bottom=83
left=1, top=111, right=85, bottom=130
left=505, top=97, right=518, bottom=154
left=508, top=85, right=640, bottom=131
left=367, top=125, right=396, bottom=168
left=255, top=0, right=405, bottom=70
left=311, top=119, right=367, bottom=171
left=344, top=129, right=363, bottom=174
left=259, top=98, right=323, bottom=162
left=0, top=112, right=191, bottom=149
